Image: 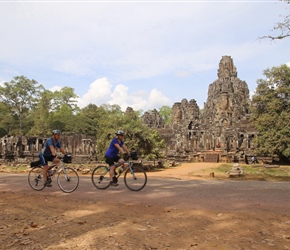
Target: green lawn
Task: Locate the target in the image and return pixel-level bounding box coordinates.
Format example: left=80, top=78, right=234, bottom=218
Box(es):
left=199, top=163, right=290, bottom=181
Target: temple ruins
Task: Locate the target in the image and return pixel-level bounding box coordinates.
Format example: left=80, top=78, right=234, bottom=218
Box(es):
left=142, top=55, right=257, bottom=163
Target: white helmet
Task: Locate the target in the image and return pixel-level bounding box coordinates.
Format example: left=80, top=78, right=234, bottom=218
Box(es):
left=52, top=129, right=61, bottom=135
left=115, top=130, right=125, bottom=135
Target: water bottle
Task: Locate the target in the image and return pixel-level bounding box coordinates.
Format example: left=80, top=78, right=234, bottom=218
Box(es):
left=122, top=162, right=129, bottom=171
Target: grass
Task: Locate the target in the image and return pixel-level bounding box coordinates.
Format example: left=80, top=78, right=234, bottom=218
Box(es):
left=1, top=165, right=29, bottom=172
left=189, top=163, right=290, bottom=181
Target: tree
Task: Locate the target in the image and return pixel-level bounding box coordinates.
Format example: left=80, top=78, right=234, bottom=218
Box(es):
left=159, top=105, right=172, bottom=124
left=72, top=104, right=104, bottom=136
left=52, top=87, right=79, bottom=112
left=251, top=64, right=290, bottom=162
left=260, top=0, right=290, bottom=40
left=94, top=104, right=165, bottom=160
left=27, top=90, right=54, bottom=136
left=0, top=76, right=42, bottom=135
left=0, top=102, right=15, bottom=136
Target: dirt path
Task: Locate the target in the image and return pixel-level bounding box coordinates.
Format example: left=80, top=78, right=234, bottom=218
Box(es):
left=146, top=162, right=219, bottom=180
left=1, top=163, right=290, bottom=250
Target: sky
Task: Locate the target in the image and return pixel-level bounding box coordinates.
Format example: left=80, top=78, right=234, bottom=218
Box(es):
left=0, top=0, right=289, bottom=112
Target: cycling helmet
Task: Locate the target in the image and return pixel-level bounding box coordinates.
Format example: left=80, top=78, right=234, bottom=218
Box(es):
left=52, top=129, right=61, bottom=135
left=115, top=130, right=125, bottom=136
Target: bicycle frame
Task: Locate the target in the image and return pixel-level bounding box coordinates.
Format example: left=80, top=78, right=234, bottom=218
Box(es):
left=47, top=161, right=69, bottom=179
left=113, top=160, right=133, bottom=178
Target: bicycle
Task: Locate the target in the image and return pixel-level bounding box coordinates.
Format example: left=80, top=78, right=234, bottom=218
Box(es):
left=91, top=151, right=147, bottom=191
left=28, top=154, right=79, bottom=193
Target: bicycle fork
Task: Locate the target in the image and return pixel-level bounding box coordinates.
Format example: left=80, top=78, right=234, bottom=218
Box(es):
left=129, top=167, right=137, bottom=180
left=61, top=166, right=71, bottom=181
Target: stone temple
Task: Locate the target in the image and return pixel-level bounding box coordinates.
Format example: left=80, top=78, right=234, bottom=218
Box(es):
left=142, top=55, right=257, bottom=163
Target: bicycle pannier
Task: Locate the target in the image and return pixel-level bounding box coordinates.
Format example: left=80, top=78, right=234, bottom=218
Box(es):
left=63, top=154, right=72, bottom=163
left=130, top=151, right=139, bottom=160
left=30, top=160, right=41, bottom=168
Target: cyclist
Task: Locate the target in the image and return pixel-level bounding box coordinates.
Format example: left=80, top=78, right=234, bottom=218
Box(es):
left=39, top=129, right=66, bottom=187
left=105, top=130, right=130, bottom=186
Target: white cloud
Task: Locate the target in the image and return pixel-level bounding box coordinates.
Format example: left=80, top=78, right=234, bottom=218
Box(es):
left=147, top=89, right=172, bottom=110
left=77, top=78, right=112, bottom=108
left=77, top=78, right=172, bottom=111
left=49, top=85, right=63, bottom=92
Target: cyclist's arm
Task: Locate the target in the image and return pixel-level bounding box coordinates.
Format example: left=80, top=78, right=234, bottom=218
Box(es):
left=59, top=147, right=66, bottom=155
left=49, top=145, right=57, bottom=156
left=114, top=143, right=125, bottom=154
left=122, top=144, right=130, bottom=154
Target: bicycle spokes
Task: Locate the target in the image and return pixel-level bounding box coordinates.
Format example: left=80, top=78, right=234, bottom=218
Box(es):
left=57, top=167, right=79, bottom=193
left=92, top=166, right=111, bottom=189
left=124, top=166, right=147, bottom=191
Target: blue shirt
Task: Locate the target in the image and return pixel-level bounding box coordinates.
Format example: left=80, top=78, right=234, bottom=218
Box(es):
left=105, top=137, right=124, bottom=158
left=41, top=137, right=61, bottom=156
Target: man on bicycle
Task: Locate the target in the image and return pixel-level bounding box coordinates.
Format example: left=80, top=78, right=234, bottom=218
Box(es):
left=39, top=129, right=66, bottom=187
left=105, top=130, right=130, bottom=186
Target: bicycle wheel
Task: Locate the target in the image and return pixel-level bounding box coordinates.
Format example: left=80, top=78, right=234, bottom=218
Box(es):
left=57, top=167, right=79, bottom=193
left=124, top=166, right=147, bottom=191
left=91, top=166, right=111, bottom=189
left=28, top=166, right=45, bottom=191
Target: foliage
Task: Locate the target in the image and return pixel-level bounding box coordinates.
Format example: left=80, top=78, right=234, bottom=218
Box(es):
left=52, top=87, right=79, bottom=112
left=251, top=64, right=290, bottom=162
left=0, top=102, right=16, bottom=136
left=158, top=105, right=172, bottom=124
left=0, top=76, right=166, bottom=159
left=260, top=0, right=290, bottom=40
left=72, top=104, right=101, bottom=136
left=94, top=104, right=165, bottom=160
left=0, top=76, right=43, bottom=135
left=26, top=90, right=54, bottom=136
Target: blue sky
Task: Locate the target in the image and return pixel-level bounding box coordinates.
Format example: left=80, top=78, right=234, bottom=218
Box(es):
left=0, top=1, right=289, bottom=112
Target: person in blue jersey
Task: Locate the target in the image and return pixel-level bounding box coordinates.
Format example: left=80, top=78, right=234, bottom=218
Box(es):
left=105, top=130, right=130, bottom=186
left=39, top=129, right=66, bottom=187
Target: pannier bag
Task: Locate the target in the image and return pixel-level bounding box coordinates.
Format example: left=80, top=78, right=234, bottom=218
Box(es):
left=130, top=151, right=139, bottom=160
left=63, top=154, right=72, bottom=163
left=30, top=160, right=41, bottom=168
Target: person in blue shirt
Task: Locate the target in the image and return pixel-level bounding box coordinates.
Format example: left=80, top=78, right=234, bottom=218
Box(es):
left=39, top=129, right=66, bottom=187
left=105, top=130, right=130, bottom=186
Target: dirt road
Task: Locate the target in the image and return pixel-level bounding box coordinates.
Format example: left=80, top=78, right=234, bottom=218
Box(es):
left=1, top=163, right=290, bottom=250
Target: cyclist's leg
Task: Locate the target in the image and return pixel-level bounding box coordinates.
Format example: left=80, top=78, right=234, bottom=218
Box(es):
left=40, top=154, right=54, bottom=187
left=105, top=155, right=119, bottom=186
left=39, top=153, right=49, bottom=183
left=52, top=156, right=60, bottom=165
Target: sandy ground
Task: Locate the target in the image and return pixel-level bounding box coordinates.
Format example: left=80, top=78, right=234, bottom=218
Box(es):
left=1, top=162, right=290, bottom=250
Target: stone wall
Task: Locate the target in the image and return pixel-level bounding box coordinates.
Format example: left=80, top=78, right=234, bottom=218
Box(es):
left=0, top=134, right=96, bottom=163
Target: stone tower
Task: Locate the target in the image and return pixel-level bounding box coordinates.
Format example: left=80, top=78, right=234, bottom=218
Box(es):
left=141, top=55, right=257, bottom=162
left=200, top=55, right=255, bottom=152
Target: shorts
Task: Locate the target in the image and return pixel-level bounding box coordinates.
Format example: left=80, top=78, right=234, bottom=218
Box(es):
left=105, top=155, right=120, bottom=166
left=39, top=153, right=57, bottom=166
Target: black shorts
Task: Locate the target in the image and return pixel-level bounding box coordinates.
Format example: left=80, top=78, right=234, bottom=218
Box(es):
left=105, top=155, right=120, bottom=166
left=39, top=153, right=56, bottom=166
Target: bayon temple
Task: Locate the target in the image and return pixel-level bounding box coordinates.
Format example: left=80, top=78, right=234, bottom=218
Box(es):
left=0, top=56, right=259, bottom=164
left=142, top=55, right=257, bottom=163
